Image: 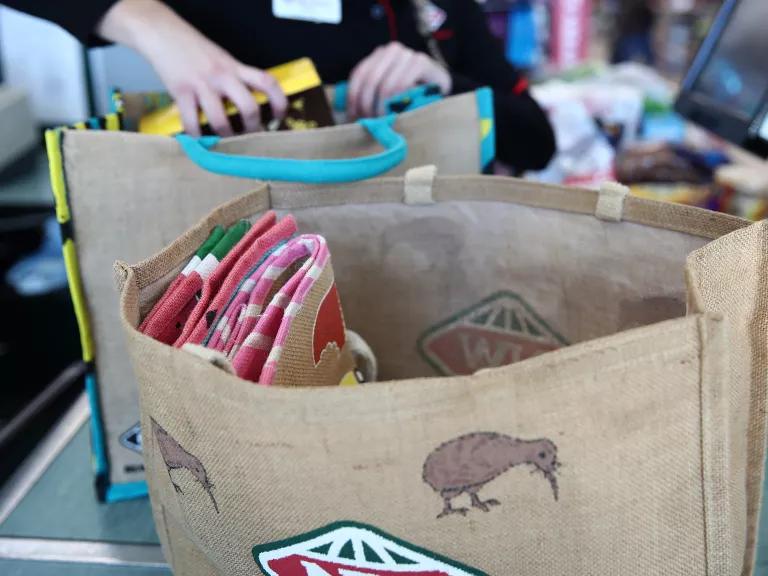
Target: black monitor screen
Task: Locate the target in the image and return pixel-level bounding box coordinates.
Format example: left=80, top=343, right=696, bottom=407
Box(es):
left=691, top=0, right=768, bottom=121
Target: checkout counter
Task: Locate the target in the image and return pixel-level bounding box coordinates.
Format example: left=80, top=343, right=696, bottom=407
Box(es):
left=0, top=395, right=167, bottom=575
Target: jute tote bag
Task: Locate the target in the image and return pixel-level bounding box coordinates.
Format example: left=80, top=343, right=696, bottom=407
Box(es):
left=117, top=172, right=766, bottom=576
left=47, top=89, right=493, bottom=502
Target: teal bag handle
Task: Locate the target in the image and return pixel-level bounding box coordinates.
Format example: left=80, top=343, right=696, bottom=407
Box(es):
left=176, top=115, right=406, bottom=183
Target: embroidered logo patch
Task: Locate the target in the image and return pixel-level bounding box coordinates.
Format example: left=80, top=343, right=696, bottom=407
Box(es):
left=253, top=521, right=486, bottom=575
left=418, top=291, right=568, bottom=376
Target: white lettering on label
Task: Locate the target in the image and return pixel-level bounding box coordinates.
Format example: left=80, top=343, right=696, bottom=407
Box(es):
left=459, top=333, right=522, bottom=370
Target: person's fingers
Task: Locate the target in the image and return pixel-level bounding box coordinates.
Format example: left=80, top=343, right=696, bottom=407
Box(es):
left=378, top=50, right=420, bottom=103
left=238, top=65, right=288, bottom=121
left=218, top=76, right=261, bottom=133
left=348, top=43, right=401, bottom=118
left=197, top=84, right=233, bottom=136
left=356, top=44, right=403, bottom=117
left=347, top=48, right=381, bottom=119
left=174, top=89, right=201, bottom=136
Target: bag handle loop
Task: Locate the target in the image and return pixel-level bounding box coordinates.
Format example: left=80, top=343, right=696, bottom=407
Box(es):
left=175, top=115, right=407, bottom=183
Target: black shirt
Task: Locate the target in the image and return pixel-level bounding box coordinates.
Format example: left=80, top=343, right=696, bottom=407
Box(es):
left=6, top=0, right=556, bottom=171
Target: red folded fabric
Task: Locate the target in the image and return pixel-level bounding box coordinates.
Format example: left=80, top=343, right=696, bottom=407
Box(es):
left=231, top=234, right=328, bottom=383
left=140, top=222, right=250, bottom=344
left=138, top=225, right=225, bottom=333
left=175, top=212, right=297, bottom=347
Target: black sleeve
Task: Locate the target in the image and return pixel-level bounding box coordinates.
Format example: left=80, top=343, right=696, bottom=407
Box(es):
left=448, top=0, right=555, bottom=172
left=1, top=0, right=119, bottom=45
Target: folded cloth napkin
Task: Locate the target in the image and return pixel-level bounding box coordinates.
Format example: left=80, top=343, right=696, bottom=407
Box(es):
left=178, top=214, right=297, bottom=347
left=231, top=235, right=353, bottom=386
left=206, top=239, right=291, bottom=353
left=140, top=221, right=248, bottom=344
left=138, top=225, right=225, bottom=333
left=215, top=235, right=314, bottom=357
left=173, top=212, right=278, bottom=346
left=143, top=215, right=366, bottom=388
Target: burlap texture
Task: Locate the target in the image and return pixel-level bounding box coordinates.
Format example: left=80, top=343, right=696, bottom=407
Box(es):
left=117, top=176, right=764, bottom=575
left=686, top=221, right=768, bottom=575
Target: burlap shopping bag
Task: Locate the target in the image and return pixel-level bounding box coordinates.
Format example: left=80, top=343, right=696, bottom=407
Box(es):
left=117, top=172, right=766, bottom=576
left=47, top=88, right=494, bottom=501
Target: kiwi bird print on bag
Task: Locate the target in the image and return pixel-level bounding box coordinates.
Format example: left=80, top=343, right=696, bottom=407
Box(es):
left=423, top=432, right=560, bottom=518
left=151, top=418, right=219, bottom=514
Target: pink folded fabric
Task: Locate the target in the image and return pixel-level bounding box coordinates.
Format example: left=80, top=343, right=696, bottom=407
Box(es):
left=231, top=234, right=330, bottom=383
left=175, top=212, right=296, bottom=347
left=212, top=238, right=306, bottom=356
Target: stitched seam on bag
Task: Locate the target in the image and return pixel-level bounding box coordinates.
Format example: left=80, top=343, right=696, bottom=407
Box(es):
left=744, top=224, right=768, bottom=573
left=698, top=316, right=711, bottom=576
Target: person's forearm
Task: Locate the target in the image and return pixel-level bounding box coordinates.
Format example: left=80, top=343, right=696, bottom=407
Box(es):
left=97, top=0, right=188, bottom=58
left=95, top=0, right=286, bottom=135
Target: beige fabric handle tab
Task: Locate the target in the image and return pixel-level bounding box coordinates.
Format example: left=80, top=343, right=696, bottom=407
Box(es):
left=596, top=181, right=630, bottom=222
left=181, top=343, right=235, bottom=375
left=403, top=165, right=437, bottom=205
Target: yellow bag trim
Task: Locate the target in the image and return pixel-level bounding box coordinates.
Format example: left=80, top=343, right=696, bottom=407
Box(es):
left=46, top=127, right=95, bottom=362
left=105, top=113, right=120, bottom=131
left=45, top=129, right=71, bottom=224
left=62, top=238, right=95, bottom=362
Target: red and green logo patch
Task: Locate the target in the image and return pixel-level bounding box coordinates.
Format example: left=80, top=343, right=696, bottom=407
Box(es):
left=252, top=521, right=486, bottom=575
left=418, top=291, right=568, bottom=376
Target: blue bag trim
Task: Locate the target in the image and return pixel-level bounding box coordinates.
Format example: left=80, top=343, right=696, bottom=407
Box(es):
left=176, top=115, right=407, bottom=183
left=335, top=82, right=444, bottom=115
left=84, top=371, right=109, bottom=483
left=476, top=87, right=496, bottom=171
left=105, top=481, right=149, bottom=502
left=384, top=84, right=442, bottom=114
left=333, top=82, right=348, bottom=112
left=86, top=371, right=148, bottom=502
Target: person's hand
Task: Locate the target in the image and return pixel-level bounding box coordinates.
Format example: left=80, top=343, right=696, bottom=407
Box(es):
left=97, top=0, right=287, bottom=136
left=348, top=42, right=451, bottom=119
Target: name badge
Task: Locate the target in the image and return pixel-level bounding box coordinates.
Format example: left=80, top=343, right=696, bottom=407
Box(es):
left=272, top=0, right=342, bottom=24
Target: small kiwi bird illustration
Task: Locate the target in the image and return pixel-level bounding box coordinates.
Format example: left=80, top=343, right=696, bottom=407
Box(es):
left=151, top=418, right=219, bottom=514
left=423, top=432, right=560, bottom=518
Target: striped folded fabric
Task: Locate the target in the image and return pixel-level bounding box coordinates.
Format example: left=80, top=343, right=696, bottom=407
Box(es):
left=181, top=215, right=298, bottom=347
left=230, top=234, right=354, bottom=385
left=205, top=240, right=289, bottom=354
left=143, top=213, right=365, bottom=387
left=140, top=221, right=248, bottom=344
left=174, top=211, right=279, bottom=346
left=211, top=235, right=316, bottom=358
left=138, top=225, right=224, bottom=333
